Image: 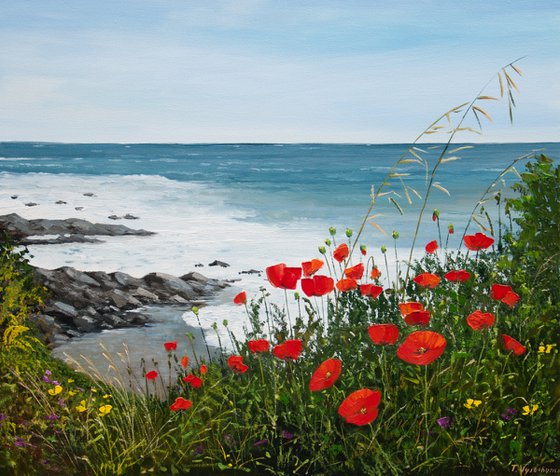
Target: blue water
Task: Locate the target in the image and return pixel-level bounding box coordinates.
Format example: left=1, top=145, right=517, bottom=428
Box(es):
left=1, top=142, right=558, bottom=233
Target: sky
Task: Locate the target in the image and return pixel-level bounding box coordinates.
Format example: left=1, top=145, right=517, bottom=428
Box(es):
left=1, top=1, right=559, bottom=143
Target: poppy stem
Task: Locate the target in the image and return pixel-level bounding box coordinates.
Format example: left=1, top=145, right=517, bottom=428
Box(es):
left=284, top=289, right=293, bottom=338
left=437, top=217, right=443, bottom=249
left=423, top=365, right=430, bottom=460
left=383, top=253, right=391, bottom=289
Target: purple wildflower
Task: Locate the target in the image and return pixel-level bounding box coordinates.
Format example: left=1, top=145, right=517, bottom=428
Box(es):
left=194, top=444, right=205, bottom=455
left=45, top=370, right=52, bottom=376
left=254, top=439, right=269, bottom=447
left=14, top=437, right=31, bottom=448
left=501, top=407, right=518, bottom=421
left=44, top=413, right=59, bottom=421
left=437, top=416, right=452, bottom=429
left=58, top=398, right=66, bottom=408
left=51, top=380, right=60, bottom=386
left=0, top=414, right=7, bottom=423
left=281, top=430, right=294, bottom=440
left=42, top=376, right=51, bottom=383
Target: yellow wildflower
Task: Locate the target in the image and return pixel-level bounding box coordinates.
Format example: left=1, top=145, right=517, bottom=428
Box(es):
left=68, top=390, right=78, bottom=396
left=48, top=385, right=63, bottom=396
left=464, top=398, right=482, bottom=409
left=99, top=405, right=112, bottom=417
left=76, top=400, right=88, bottom=412
left=538, top=344, right=554, bottom=353
left=102, top=394, right=111, bottom=399
left=67, top=379, right=74, bottom=383
left=522, top=404, right=538, bottom=416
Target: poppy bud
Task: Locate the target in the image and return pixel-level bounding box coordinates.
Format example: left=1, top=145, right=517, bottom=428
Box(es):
left=329, top=226, right=337, bottom=236
left=381, top=245, right=387, bottom=253
left=325, top=238, right=332, bottom=246
left=392, top=230, right=399, bottom=240
left=318, top=246, right=326, bottom=255
left=223, top=319, right=228, bottom=327
left=192, top=306, right=199, bottom=316
left=294, top=291, right=300, bottom=300
left=345, top=228, right=353, bottom=238
left=432, top=208, right=440, bottom=221
left=360, top=245, right=367, bottom=255
left=448, top=223, right=454, bottom=234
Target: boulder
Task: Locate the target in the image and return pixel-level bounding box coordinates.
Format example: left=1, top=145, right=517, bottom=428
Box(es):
left=73, top=315, right=99, bottom=333
left=180, top=271, right=208, bottom=284
left=208, top=260, right=230, bottom=268
left=111, top=271, right=144, bottom=289
left=143, top=272, right=198, bottom=300
left=48, top=301, right=78, bottom=319
left=132, top=287, right=159, bottom=302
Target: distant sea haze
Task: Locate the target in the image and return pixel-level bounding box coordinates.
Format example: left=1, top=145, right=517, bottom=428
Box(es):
left=1, top=141, right=557, bottom=375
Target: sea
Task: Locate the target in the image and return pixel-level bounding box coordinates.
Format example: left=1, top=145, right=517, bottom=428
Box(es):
left=1, top=142, right=558, bottom=383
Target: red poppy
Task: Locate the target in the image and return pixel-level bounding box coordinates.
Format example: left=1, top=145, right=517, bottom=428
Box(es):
left=170, top=397, right=193, bottom=412
left=228, top=355, right=248, bottom=374
left=248, top=339, right=270, bottom=353
left=309, top=358, right=342, bottom=392
left=336, top=278, right=358, bottom=292
left=491, top=284, right=520, bottom=308
left=463, top=232, right=494, bottom=251
left=266, top=263, right=302, bottom=290
left=425, top=240, right=438, bottom=254
left=344, top=263, right=365, bottom=280
left=404, top=310, right=431, bottom=326
left=444, top=270, right=471, bottom=282
left=199, top=364, right=207, bottom=375
left=301, top=275, right=334, bottom=297
left=368, top=324, right=399, bottom=345
left=413, top=273, right=441, bottom=288
left=370, top=267, right=381, bottom=280
left=164, top=341, right=177, bottom=352
left=183, top=374, right=203, bottom=388
left=399, top=302, right=424, bottom=316
left=397, top=331, right=447, bottom=365
left=301, top=259, right=324, bottom=277
left=359, top=284, right=383, bottom=299
left=333, top=243, right=349, bottom=262
left=233, top=291, right=247, bottom=305
left=337, top=388, right=381, bottom=426
left=145, top=370, right=158, bottom=380
left=501, top=334, right=526, bottom=356
left=181, top=356, right=189, bottom=369
left=466, top=310, right=495, bottom=331
left=272, top=340, right=303, bottom=360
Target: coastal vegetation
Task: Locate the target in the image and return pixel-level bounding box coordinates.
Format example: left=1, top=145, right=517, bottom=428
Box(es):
left=1, top=62, right=559, bottom=475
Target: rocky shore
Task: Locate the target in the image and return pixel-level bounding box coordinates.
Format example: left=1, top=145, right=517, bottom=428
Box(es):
left=32, top=266, right=229, bottom=348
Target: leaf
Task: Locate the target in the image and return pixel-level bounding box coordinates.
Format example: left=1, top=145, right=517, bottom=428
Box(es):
left=412, top=146, right=427, bottom=153
left=473, top=106, right=493, bottom=122
left=441, top=156, right=460, bottom=163
left=433, top=183, right=450, bottom=196
left=369, top=221, right=388, bottom=236
left=399, top=158, right=423, bottom=165
left=400, top=178, right=412, bottom=205
left=389, top=197, right=404, bottom=215
left=472, top=215, right=490, bottom=232
left=456, top=127, right=482, bottom=135
left=389, top=173, right=411, bottom=177
left=408, top=186, right=423, bottom=200
left=367, top=213, right=383, bottom=220
left=503, top=69, right=519, bottom=92
left=510, top=63, right=523, bottom=76
left=408, top=149, right=423, bottom=161
left=477, top=95, right=498, bottom=101
left=472, top=108, right=482, bottom=129
left=498, top=73, right=505, bottom=97
left=449, top=145, right=474, bottom=154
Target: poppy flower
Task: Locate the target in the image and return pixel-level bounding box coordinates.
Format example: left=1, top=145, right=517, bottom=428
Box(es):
left=466, top=310, right=495, bottom=331
left=248, top=339, right=270, bottom=353
left=309, top=358, right=342, bottom=392
left=170, top=397, right=193, bottom=412
left=272, top=339, right=303, bottom=360
left=181, top=356, right=189, bottom=368
left=425, top=240, right=438, bottom=254
left=233, top=291, right=247, bottom=305
left=164, top=341, right=177, bottom=352
left=444, top=270, right=471, bottom=282
left=145, top=370, right=158, bottom=380
left=370, top=267, right=381, bottom=280
left=228, top=355, right=248, bottom=374
left=344, top=263, right=365, bottom=280
left=199, top=365, right=207, bottom=375
left=404, top=310, right=431, bottom=326
left=333, top=243, right=349, bottom=262
left=301, top=259, right=324, bottom=277
left=301, top=275, right=334, bottom=297
left=413, top=273, right=441, bottom=288
left=183, top=374, right=203, bottom=388
left=491, top=284, right=520, bottom=308
left=266, top=264, right=302, bottom=290
left=397, top=331, right=447, bottom=365
left=368, top=324, right=399, bottom=345
left=336, top=278, right=358, bottom=292
left=399, top=302, right=424, bottom=316
left=337, top=388, right=381, bottom=426
left=501, top=334, right=526, bottom=356
left=359, top=284, right=383, bottom=299
left=463, top=232, right=494, bottom=251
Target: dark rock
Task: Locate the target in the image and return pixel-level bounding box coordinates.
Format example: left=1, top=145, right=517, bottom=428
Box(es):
left=123, top=214, right=139, bottom=220
left=20, top=235, right=102, bottom=246
left=143, top=272, right=198, bottom=300
left=194, top=263, right=204, bottom=268
left=239, top=269, right=262, bottom=275
left=108, top=215, right=120, bottom=220
left=48, top=301, right=78, bottom=319
left=86, top=271, right=117, bottom=290
left=83, top=192, right=95, bottom=197
left=65, top=329, right=83, bottom=338
left=75, top=207, right=83, bottom=211
left=61, top=266, right=101, bottom=288
left=132, top=287, right=159, bottom=302
left=103, top=314, right=126, bottom=328
left=111, top=271, right=144, bottom=289
left=108, top=289, right=142, bottom=309
left=73, top=315, right=98, bottom=332
left=11, top=195, right=18, bottom=199
left=180, top=271, right=208, bottom=284
left=25, top=202, right=38, bottom=207
left=209, top=260, right=230, bottom=268
left=55, top=200, right=67, bottom=205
